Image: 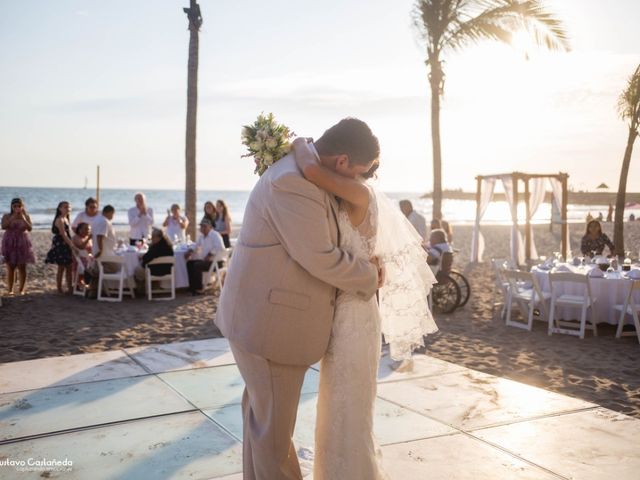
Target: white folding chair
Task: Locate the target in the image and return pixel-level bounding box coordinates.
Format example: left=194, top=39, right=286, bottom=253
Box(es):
left=72, top=253, right=88, bottom=297
left=504, top=270, right=551, bottom=331
left=548, top=272, right=598, bottom=339
left=614, top=279, right=640, bottom=344
left=97, top=256, right=135, bottom=302
left=202, top=248, right=232, bottom=291
left=491, top=258, right=516, bottom=320
left=145, top=256, right=175, bottom=301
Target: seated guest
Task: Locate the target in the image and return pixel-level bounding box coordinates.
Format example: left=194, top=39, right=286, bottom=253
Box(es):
left=163, top=204, right=188, bottom=243
left=426, top=229, right=453, bottom=266
left=214, top=199, right=232, bottom=248
left=433, top=214, right=454, bottom=244
left=128, top=192, right=154, bottom=245
left=72, top=197, right=99, bottom=229
left=72, top=222, right=93, bottom=286
left=134, top=228, right=174, bottom=287
left=399, top=200, right=427, bottom=243
left=185, top=218, right=225, bottom=295
left=581, top=220, right=615, bottom=256
left=93, top=205, right=117, bottom=258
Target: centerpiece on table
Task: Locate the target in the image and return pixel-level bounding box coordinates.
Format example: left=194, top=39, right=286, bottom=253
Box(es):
left=241, top=112, right=294, bottom=176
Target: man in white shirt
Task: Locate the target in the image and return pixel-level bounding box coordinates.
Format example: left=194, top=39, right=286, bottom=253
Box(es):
left=87, top=205, right=117, bottom=298
left=185, top=218, right=225, bottom=294
left=128, top=192, right=154, bottom=245
left=71, top=197, right=100, bottom=230
left=92, top=205, right=117, bottom=258
left=399, top=200, right=427, bottom=243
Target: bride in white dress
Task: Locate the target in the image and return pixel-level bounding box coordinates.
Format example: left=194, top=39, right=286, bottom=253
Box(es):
left=292, top=138, right=437, bottom=479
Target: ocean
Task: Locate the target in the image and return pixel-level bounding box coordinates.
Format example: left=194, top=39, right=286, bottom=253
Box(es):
left=0, top=186, right=626, bottom=230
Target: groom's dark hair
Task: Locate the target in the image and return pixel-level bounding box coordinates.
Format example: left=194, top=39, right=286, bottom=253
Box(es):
left=315, top=118, right=380, bottom=168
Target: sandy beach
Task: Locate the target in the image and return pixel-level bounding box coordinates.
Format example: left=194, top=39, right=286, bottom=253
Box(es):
left=1, top=222, right=639, bottom=419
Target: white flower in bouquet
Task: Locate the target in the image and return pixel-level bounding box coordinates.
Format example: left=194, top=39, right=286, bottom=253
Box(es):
left=241, top=112, right=295, bottom=176
left=265, top=137, right=278, bottom=149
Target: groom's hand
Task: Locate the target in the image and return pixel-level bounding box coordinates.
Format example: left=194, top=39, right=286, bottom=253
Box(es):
left=371, top=257, right=385, bottom=288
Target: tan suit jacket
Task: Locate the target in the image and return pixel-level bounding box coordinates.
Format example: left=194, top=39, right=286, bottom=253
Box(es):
left=215, top=154, right=378, bottom=366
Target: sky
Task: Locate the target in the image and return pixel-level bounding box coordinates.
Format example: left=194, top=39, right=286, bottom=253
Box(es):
left=1, top=0, right=639, bottom=193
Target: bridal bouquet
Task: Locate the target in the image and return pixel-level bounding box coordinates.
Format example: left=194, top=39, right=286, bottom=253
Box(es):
left=241, top=113, right=294, bottom=176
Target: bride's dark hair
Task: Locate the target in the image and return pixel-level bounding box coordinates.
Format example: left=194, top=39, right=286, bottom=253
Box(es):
left=315, top=118, right=380, bottom=168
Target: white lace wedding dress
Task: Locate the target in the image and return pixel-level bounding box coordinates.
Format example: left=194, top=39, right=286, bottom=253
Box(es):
left=314, top=191, right=389, bottom=480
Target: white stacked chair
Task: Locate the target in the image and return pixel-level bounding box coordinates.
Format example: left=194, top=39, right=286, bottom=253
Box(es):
left=548, top=272, right=598, bottom=339
left=614, top=279, right=640, bottom=344
left=202, top=248, right=232, bottom=291
left=503, top=270, right=551, bottom=331
left=491, top=258, right=516, bottom=320
left=145, top=256, right=175, bottom=301
left=97, top=256, right=135, bottom=302
left=72, top=253, right=88, bottom=297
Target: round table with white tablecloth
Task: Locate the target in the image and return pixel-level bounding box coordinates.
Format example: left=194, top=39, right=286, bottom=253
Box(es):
left=532, top=264, right=640, bottom=325
left=116, top=245, right=190, bottom=289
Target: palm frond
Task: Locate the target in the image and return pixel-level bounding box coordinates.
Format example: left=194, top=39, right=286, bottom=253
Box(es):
left=617, top=64, right=640, bottom=130
left=444, top=0, right=570, bottom=53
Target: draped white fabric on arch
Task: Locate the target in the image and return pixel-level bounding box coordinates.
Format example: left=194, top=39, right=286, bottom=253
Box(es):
left=501, top=175, right=525, bottom=266
left=470, top=177, right=496, bottom=263
left=527, top=178, right=547, bottom=260
left=471, top=172, right=569, bottom=265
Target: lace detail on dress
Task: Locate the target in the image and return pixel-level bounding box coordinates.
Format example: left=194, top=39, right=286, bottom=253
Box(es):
left=314, top=187, right=389, bottom=480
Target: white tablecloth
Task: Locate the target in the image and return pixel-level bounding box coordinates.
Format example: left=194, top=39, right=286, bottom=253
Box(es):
left=117, top=248, right=189, bottom=289
left=532, top=264, right=640, bottom=325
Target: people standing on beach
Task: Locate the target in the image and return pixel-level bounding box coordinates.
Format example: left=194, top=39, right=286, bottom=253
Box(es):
left=1, top=198, right=35, bottom=295
left=45, top=201, right=79, bottom=294
left=202, top=201, right=216, bottom=227
left=580, top=220, right=615, bottom=257
left=214, top=199, right=232, bottom=248
left=399, top=199, right=427, bottom=243
left=184, top=218, right=224, bottom=295
left=163, top=204, right=188, bottom=243
left=127, top=192, right=154, bottom=245
left=607, top=204, right=614, bottom=222
left=71, top=197, right=99, bottom=229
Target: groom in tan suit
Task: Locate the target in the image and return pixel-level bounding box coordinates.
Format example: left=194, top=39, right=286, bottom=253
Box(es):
left=215, top=118, right=382, bottom=479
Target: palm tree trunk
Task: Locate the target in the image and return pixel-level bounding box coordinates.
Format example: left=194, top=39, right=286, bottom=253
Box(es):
left=429, top=61, right=444, bottom=220
left=185, top=1, right=201, bottom=240
left=613, top=127, right=638, bottom=255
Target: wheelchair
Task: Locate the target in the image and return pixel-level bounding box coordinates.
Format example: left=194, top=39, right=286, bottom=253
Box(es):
left=428, top=250, right=470, bottom=314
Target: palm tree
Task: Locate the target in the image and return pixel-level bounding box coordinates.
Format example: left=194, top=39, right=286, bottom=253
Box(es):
left=183, top=0, right=203, bottom=240
left=613, top=64, right=640, bottom=256
left=412, top=0, right=570, bottom=219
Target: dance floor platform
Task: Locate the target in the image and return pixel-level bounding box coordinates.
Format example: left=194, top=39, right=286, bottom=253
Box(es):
left=1, top=337, right=638, bottom=479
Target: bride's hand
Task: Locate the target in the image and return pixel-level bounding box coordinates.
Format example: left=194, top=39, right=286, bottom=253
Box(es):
left=292, top=137, right=317, bottom=172
left=371, top=257, right=385, bottom=288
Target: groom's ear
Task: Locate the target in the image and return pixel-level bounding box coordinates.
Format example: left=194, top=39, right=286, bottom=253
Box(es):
left=335, top=154, right=350, bottom=170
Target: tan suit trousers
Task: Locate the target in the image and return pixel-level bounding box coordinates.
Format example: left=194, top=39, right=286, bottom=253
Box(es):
left=230, top=341, right=308, bottom=480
